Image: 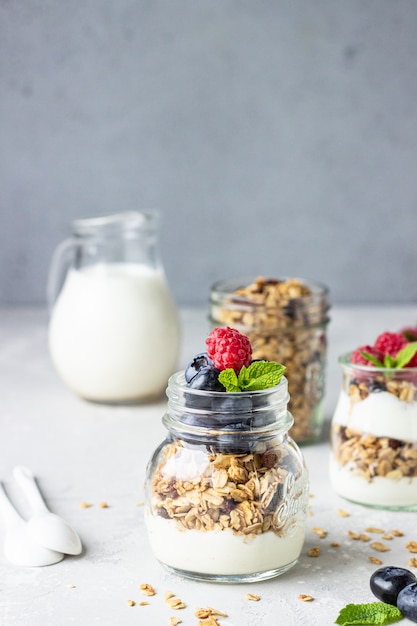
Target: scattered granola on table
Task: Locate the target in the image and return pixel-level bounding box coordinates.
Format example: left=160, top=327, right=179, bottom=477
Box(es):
left=140, top=583, right=156, bottom=596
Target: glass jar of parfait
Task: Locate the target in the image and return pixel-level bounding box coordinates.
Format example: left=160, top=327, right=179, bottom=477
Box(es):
left=330, top=334, right=417, bottom=510
left=209, top=276, right=330, bottom=444
left=144, top=327, right=309, bottom=583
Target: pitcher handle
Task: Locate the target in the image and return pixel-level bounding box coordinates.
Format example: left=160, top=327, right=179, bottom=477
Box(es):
left=47, top=238, right=75, bottom=312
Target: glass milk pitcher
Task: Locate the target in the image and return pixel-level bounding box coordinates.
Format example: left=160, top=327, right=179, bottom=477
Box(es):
left=48, top=212, right=181, bottom=403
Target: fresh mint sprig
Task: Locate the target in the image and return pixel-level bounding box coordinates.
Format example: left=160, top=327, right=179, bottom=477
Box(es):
left=218, top=361, right=285, bottom=392
left=361, top=342, right=417, bottom=369
left=335, top=601, right=403, bottom=625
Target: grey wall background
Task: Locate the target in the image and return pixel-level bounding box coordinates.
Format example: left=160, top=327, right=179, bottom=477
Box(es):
left=1, top=1, right=417, bottom=307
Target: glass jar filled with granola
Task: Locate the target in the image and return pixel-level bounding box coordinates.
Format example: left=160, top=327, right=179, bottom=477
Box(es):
left=209, top=276, right=330, bottom=444
left=330, top=351, right=417, bottom=511
left=144, top=328, right=309, bottom=583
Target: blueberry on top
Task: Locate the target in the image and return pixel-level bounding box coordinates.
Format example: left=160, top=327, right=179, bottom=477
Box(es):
left=187, top=367, right=225, bottom=392
left=185, top=352, right=214, bottom=383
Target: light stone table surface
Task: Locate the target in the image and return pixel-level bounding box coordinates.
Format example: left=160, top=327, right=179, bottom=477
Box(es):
left=1, top=305, right=417, bottom=626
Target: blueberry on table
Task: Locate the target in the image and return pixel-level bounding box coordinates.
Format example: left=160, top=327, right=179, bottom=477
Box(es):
left=370, top=566, right=417, bottom=605
left=397, top=582, right=417, bottom=622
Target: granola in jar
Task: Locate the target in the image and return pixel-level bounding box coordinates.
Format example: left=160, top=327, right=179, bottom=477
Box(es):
left=209, top=277, right=330, bottom=444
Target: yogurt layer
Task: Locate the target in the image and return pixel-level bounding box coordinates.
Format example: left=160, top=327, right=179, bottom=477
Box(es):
left=145, top=510, right=305, bottom=575
left=329, top=457, right=417, bottom=507
left=333, top=390, right=417, bottom=442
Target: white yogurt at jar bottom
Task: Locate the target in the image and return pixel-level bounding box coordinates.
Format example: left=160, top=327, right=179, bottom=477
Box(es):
left=329, top=457, right=417, bottom=507
left=332, top=391, right=417, bottom=442
left=49, top=263, right=180, bottom=402
left=145, top=510, right=306, bottom=575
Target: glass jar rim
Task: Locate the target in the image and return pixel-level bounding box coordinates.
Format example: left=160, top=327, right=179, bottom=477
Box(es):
left=72, top=211, right=158, bottom=236
left=164, top=371, right=293, bottom=438
left=210, top=276, right=329, bottom=300
left=338, top=351, right=417, bottom=373
left=168, top=370, right=289, bottom=397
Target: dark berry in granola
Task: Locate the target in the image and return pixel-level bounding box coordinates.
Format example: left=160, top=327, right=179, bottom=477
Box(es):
left=367, top=379, right=387, bottom=393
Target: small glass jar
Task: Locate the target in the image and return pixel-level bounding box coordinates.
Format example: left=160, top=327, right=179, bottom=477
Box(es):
left=144, top=372, right=309, bottom=583
left=330, top=354, right=417, bottom=510
left=209, top=276, right=330, bottom=444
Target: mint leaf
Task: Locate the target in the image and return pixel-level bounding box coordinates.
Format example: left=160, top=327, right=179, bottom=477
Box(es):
left=218, top=369, right=240, bottom=392
left=335, top=602, right=403, bottom=625
left=394, top=341, right=417, bottom=368
left=218, top=361, right=285, bottom=392
left=383, top=354, right=397, bottom=368
left=360, top=351, right=384, bottom=367
left=239, top=361, right=285, bottom=391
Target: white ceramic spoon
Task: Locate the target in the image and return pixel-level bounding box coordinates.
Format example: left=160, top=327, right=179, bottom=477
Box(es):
left=13, top=466, right=82, bottom=556
left=0, top=482, right=64, bottom=566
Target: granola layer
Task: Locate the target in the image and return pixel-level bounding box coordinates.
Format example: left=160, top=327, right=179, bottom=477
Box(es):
left=332, top=424, right=417, bottom=481
left=332, top=377, right=417, bottom=482
left=150, top=440, right=307, bottom=537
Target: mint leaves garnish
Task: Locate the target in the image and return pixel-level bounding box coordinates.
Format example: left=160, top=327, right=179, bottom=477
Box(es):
left=218, top=361, right=285, bottom=392
left=335, top=602, right=403, bottom=625
left=361, top=342, right=417, bottom=369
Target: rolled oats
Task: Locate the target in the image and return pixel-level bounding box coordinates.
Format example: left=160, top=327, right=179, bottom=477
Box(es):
left=368, top=556, right=383, bottom=565
left=370, top=542, right=390, bottom=553
left=332, top=419, right=417, bottom=483
left=194, top=608, right=227, bottom=626
left=140, top=583, right=156, bottom=596
left=348, top=530, right=360, bottom=540
left=308, top=546, right=320, bottom=557
left=406, top=541, right=417, bottom=553
left=198, top=617, right=221, bottom=626
left=150, top=440, right=305, bottom=538
left=408, top=558, right=417, bottom=568
left=245, top=594, right=260, bottom=602
left=298, top=594, right=314, bottom=602
left=312, top=526, right=328, bottom=539
left=166, top=598, right=186, bottom=610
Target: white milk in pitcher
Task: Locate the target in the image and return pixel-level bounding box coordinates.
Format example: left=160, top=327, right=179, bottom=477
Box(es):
left=48, top=263, right=180, bottom=402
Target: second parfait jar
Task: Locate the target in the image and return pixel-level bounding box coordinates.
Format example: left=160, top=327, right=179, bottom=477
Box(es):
left=144, top=372, right=309, bottom=583
left=209, top=276, right=330, bottom=444
left=330, top=354, right=417, bottom=510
